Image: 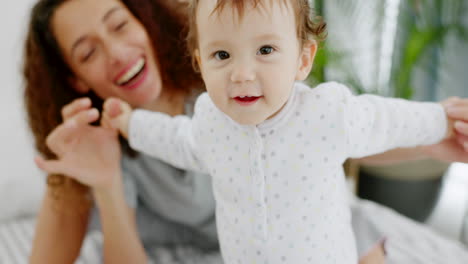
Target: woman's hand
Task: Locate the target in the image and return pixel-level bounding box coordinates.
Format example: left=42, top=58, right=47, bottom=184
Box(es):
left=35, top=98, right=122, bottom=191
left=420, top=97, right=468, bottom=163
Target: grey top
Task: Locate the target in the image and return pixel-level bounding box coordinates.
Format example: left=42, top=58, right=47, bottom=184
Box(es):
left=121, top=152, right=218, bottom=250
left=88, top=152, right=219, bottom=251
left=88, top=150, right=219, bottom=251
left=89, top=98, right=219, bottom=251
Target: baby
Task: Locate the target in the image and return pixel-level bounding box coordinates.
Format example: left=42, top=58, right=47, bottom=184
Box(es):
left=104, top=0, right=454, bottom=263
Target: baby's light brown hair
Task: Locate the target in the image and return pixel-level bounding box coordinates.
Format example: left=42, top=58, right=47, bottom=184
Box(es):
left=186, top=0, right=327, bottom=69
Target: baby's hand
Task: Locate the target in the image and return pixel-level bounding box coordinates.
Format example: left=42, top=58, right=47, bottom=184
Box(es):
left=102, top=98, right=132, bottom=139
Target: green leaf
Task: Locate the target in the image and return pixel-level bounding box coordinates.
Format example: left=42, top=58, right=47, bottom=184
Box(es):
left=394, top=26, right=451, bottom=99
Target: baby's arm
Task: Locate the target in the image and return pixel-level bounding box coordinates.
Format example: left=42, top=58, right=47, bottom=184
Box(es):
left=336, top=84, right=448, bottom=159
left=102, top=98, right=208, bottom=174
left=357, top=97, right=468, bottom=165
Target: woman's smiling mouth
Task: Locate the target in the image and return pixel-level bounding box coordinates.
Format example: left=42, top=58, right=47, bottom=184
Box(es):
left=114, top=58, right=148, bottom=90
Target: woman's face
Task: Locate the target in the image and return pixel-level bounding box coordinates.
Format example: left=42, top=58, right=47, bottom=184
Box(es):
left=52, top=0, right=162, bottom=107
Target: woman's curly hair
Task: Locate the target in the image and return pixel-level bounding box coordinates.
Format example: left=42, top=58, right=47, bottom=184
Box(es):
left=23, top=0, right=202, bottom=212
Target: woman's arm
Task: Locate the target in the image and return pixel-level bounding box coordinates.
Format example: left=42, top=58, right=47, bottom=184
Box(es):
left=34, top=98, right=148, bottom=263
left=30, top=187, right=90, bottom=264
left=35, top=130, right=149, bottom=263
left=31, top=177, right=148, bottom=264
left=93, top=177, right=147, bottom=264
left=356, top=146, right=427, bottom=166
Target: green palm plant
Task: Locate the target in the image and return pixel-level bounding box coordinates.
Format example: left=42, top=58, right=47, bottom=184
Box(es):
left=392, top=0, right=468, bottom=100
left=310, top=0, right=468, bottom=100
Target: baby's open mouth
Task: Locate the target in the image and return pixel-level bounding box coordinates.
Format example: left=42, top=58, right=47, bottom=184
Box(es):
left=235, top=96, right=260, bottom=102
left=233, top=96, right=262, bottom=105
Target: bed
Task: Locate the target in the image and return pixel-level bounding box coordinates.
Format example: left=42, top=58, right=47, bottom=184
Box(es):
left=2, top=197, right=468, bottom=264
left=0, top=217, right=103, bottom=264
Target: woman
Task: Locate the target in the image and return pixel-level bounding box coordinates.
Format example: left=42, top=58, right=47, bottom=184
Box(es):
left=25, top=0, right=212, bottom=263
left=24, top=0, right=468, bottom=263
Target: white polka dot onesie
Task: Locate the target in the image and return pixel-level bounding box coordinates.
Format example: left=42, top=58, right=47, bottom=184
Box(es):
left=129, top=82, right=447, bottom=264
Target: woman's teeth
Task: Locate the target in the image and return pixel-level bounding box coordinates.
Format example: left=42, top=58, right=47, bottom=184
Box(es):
left=117, top=58, right=145, bottom=85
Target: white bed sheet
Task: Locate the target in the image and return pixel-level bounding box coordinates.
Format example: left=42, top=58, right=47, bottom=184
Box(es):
left=1, top=200, right=468, bottom=264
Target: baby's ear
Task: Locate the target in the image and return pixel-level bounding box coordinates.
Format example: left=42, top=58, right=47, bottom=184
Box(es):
left=295, top=40, right=317, bottom=81
left=68, top=77, right=90, bottom=94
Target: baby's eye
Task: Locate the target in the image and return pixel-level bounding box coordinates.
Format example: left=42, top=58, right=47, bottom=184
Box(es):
left=257, top=45, right=274, bottom=55
left=214, top=50, right=230, bottom=60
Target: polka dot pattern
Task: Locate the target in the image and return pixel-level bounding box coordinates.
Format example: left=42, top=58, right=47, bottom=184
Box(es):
left=129, top=82, right=448, bottom=264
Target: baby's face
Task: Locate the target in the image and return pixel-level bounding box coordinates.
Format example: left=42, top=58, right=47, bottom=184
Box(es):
left=195, top=0, right=313, bottom=125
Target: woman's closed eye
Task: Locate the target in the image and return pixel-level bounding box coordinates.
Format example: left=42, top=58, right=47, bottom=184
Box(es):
left=213, top=50, right=230, bottom=60
left=257, top=45, right=275, bottom=55
left=114, top=21, right=128, bottom=32
left=80, top=48, right=96, bottom=63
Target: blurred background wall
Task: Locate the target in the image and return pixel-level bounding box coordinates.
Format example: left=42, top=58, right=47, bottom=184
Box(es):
left=0, top=0, right=44, bottom=221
